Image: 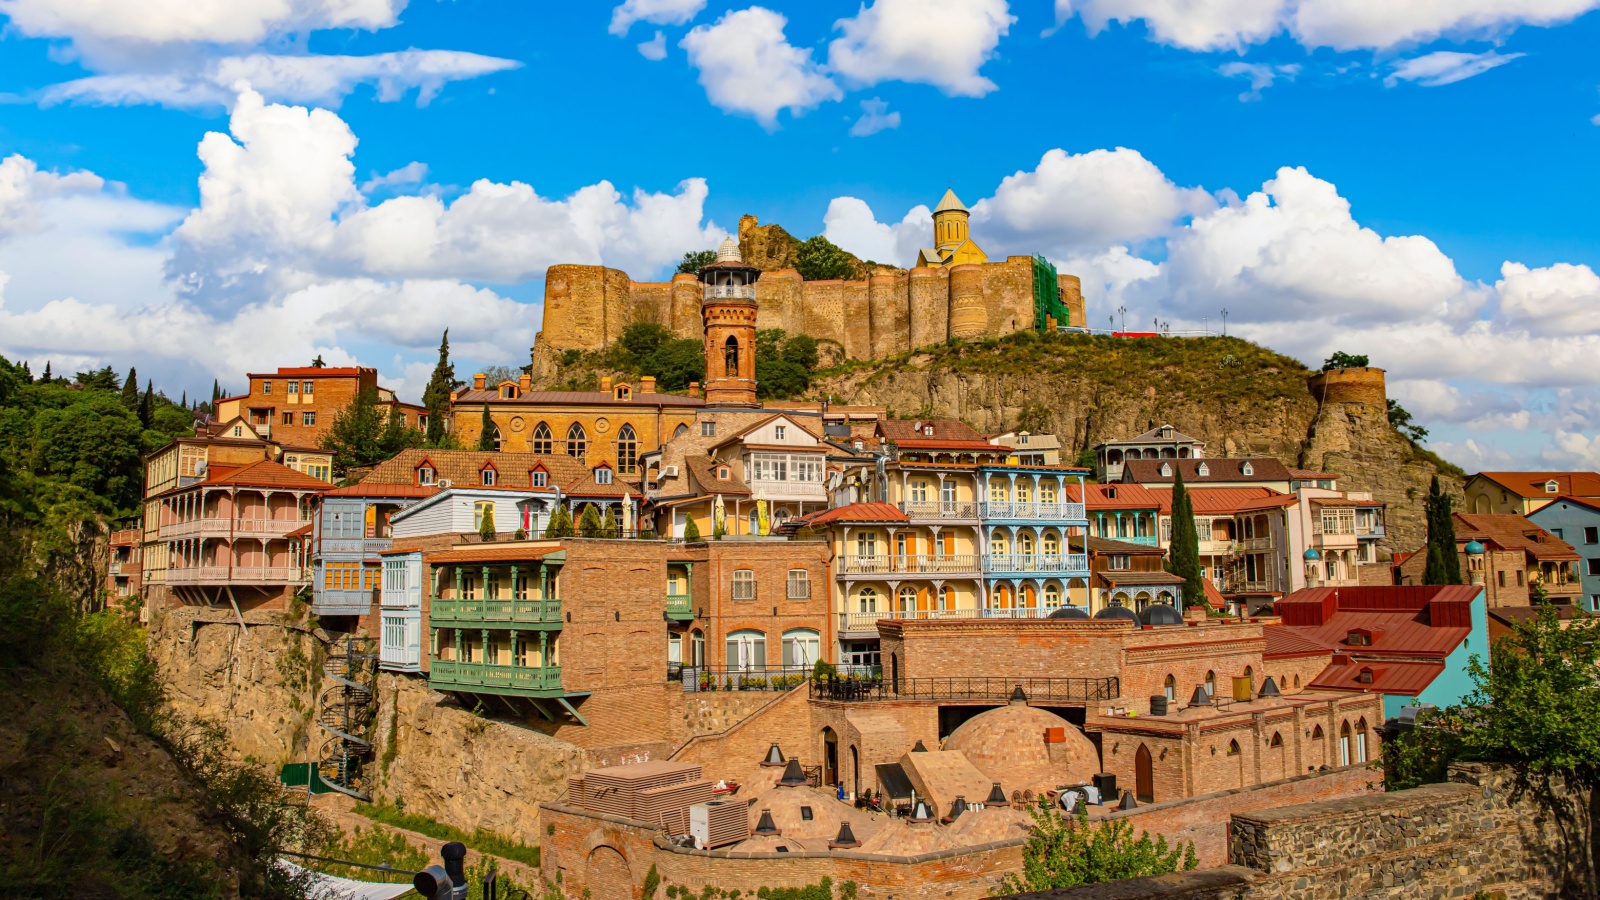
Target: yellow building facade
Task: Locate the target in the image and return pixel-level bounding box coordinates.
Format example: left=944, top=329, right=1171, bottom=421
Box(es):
left=915, top=189, right=988, bottom=269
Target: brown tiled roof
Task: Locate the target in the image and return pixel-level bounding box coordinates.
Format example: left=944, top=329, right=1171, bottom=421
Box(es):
left=355, top=448, right=587, bottom=492
left=1084, top=536, right=1163, bottom=554
left=878, top=418, right=985, bottom=443
left=204, top=459, right=331, bottom=490
left=1097, top=570, right=1185, bottom=586
left=1475, top=471, right=1600, bottom=499
left=648, top=410, right=778, bottom=498
left=1232, top=494, right=1301, bottom=512
left=1122, top=457, right=1292, bottom=484
left=322, top=483, right=440, bottom=499
left=1454, top=513, right=1580, bottom=561
left=453, top=388, right=704, bottom=408
left=685, top=456, right=750, bottom=496
left=564, top=466, right=644, bottom=499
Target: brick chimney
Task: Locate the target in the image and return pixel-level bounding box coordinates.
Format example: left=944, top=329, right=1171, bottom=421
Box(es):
left=519, top=373, right=531, bottom=391
left=640, top=376, right=656, bottom=394
left=600, top=375, right=613, bottom=392
left=473, top=372, right=486, bottom=390
left=687, top=381, right=701, bottom=398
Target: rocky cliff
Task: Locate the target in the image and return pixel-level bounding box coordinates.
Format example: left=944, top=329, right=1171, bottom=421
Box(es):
left=812, top=332, right=1460, bottom=555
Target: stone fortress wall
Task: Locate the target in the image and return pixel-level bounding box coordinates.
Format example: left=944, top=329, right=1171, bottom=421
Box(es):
left=532, top=230, right=1086, bottom=372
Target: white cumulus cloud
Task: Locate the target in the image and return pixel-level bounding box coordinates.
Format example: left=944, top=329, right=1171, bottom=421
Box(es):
left=849, top=97, right=901, bottom=136
left=638, top=31, right=669, bottom=60
left=1057, top=0, right=1285, bottom=52
left=1495, top=261, right=1600, bottom=336
left=609, top=0, right=706, bottom=36
left=1384, top=50, right=1524, bottom=87
left=680, top=7, right=841, bottom=130
left=828, top=0, right=1015, bottom=97
left=821, top=197, right=927, bottom=266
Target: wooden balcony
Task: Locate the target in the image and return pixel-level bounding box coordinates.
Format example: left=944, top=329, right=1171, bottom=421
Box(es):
left=666, top=593, right=694, bottom=620
left=428, top=660, right=563, bottom=698
left=429, top=596, right=562, bottom=628
left=979, top=501, right=1087, bottom=522
left=161, top=517, right=309, bottom=540
left=983, top=553, right=1090, bottom=576
left=166, top=565, right=307, bottom=585
left=835, top=554, right=982, bottom=577
left=899, top=500, right=978, bottom=520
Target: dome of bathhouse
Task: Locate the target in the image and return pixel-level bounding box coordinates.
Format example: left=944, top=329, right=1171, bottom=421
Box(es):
left=1094, top=604, right=1140, bottom=624
left=744, top=783, right=884, bottom=845
left=944, top=805, right=1032, bottom=844
left=1048, top=606, right=1089, bottom=619
left=1141, top=603, right=1184, bottom=627
left=941, top=704, right=1098, bottom=794
left=715, top=236, right=742, bottom=263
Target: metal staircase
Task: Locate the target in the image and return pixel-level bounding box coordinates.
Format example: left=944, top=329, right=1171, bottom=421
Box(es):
left=317, top=635, right=378, bottom=799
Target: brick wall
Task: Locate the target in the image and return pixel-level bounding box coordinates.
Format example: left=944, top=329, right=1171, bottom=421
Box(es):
left=695, top=540, right=833, bottom=670
left=670, top=684, right=815, bottom=785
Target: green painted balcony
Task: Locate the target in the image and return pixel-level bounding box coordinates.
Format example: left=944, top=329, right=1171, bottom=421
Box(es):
left=666, top=593, right=694, bottom=621
left=428, top=660, right=564, bottom=697
left=429, top=596, right=562, bottom=628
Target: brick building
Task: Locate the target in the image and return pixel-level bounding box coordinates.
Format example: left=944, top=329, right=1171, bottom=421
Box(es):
left=1463, top=469, right=1600, bottom=515
left=216, top=365, right=425, bottom=448
left=106, top=525, right=142, bottom=603
left=1395, top=511, right=1580, bottom=607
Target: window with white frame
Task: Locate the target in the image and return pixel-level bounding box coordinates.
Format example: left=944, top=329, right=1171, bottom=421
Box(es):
left=909, top=480, right=929, bottom=503
left=856, top=532, right=877, bottom=557
left=732, top=569, right=756, bottom=600
left=262, top=381, right=272, bottom=394
left=727, top=629, right=766, bottom=670
left=750, top=454, right=788, bottom=482
left=481, top=468, right=497, bottom=486
left=417, top=466, right=435, bottom=485
left=1107, top=554, right=1131, bottom=570
left=302, top=381, right=314, bottom=395
left=781, top=629, right=819, bottom=667
left=787, top=568, right=809, bottom=599
left=302, top=412, right=316, bottom=426
left=774, top=424, right=786, bottom=440
left=701, top=421, right=716, bottom=437
left=595, top=467, right=613, bottom=485
left=287, top=381, right=299, bottom=394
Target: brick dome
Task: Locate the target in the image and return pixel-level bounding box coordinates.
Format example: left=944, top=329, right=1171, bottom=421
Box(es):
left=941, top=704, right=1098, bottom=794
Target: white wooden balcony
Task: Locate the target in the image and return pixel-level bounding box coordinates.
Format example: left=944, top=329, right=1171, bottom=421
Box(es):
left=161, top=517, right=308, bottom=540
left=899, top=500, right=978, bottom=520
left=979, top=501, right=1087, bottom=521
left=166, top=565, right=308, bottom=585
left=834, top=554, right=982, bottom=577
left=983, top=553, right=1090, bottom=575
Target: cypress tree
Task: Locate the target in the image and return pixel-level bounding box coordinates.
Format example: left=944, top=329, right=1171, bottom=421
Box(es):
left=1423, top=476, right=1461, bottom=585
left=1166, top=468, right=1204, bottom=607
left=578, top=504, right=603, bottom=538
left=211, top=379, right=221, bottom=406
left=138, top=381, right=154, bottom=428
left=42, top=362, right=51, bottom=383
left=180, top=390, right=187, bottom=408
left=120, top=366, right=140, bottom=410
left=683, top=515, right=701, bottom=542
left=422, top=330, right=456, bottom=446
left=478, top=502, right=497, bottom=541
left=601, top=507, right=618, bottom=538
left=477, top=404, right=496, bottom=451
left=544, top=504, right=574, bottom=538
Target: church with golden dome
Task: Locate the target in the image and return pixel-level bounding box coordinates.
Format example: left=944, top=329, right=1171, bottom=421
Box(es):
left=915, top=189, right=989, bottom=269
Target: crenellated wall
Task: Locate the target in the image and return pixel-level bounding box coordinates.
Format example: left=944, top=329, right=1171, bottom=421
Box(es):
left=532, top=257, right=1087, bottom=371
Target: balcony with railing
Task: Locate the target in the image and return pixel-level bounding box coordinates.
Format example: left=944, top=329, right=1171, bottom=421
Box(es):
left=811, top=675, right=1119, bottom=704
left=1233, top=537, right=1274, bottom=552
left=161, top=516, right=310, bottom=540
left=835, top=554, right=982, bottom=577
left=428, top=660, right=563, bottom=697
left=322, top=536, right=396, bottom=557
left=166, top=565, right=308, bottom=585
left=429, top=595, right=562, bottom=627
left=704, top=283, right=756, bottom=301
left=899, top=500, right=978, bottom=520
left=1312, top=519, right=1359, bottom=549
left=837, top=604, right=1078, bottom=633
left=979, top=501, right=1088, bottom=522
left=983, top=553, right=1090, bottom=576
left=666, top=593, right=694, bottom=620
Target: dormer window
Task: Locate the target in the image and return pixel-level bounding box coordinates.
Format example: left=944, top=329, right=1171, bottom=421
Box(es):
left=1161, top=426, right=1171, bottom=438
left=718, top=466, right=731, bottom=480
left=852, top=440, right=864, bottom=451
left=1197, top=463, right=1210, bottom=477
left=1105, top=487, right=1117, bottom=499
left=1545, top=480, right=1560, bottom=493
left=481, top=465, right=497, bottom=486
left=1160, top=463, right=1172, bottom=477
left=1242, top=462, right=1254, bottom=476
left=530, top=467, right=547, bottom=488
left=923, top=425, right=934, bottom=436
left=417, top=465, right=436, bottom=486
left=1346, top=630, right=1372, bottom=647
left=500, top=384, right=518, bottom=399
left=1357, top=668, right=1374, bottom=685
left=595, top=466, right=613, bottom=485
left=615, top=385, right=632, bottom=401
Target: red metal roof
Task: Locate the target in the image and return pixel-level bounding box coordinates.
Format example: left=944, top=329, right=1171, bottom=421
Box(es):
left=1146, top=486, right=1280, bottom=515
left=1262, top=625, right=1334, bottom=659
left=250, top=366, right=366, bottom=377
left=1065, top=482, right=1162, bottom=510
left=1310, top=659, right=1445, bottom=696
left=321, top=483, right=440, bottom=499
left=797, top=502, right=909, bottom=526
left=1273, top=586, right=1478, bottom=659
left=1201, top=576, right=1226, bottom=609
left=426, top=546, right=559, bottom=564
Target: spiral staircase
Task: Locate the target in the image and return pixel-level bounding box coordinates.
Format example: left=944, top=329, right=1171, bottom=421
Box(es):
left=316, top=635, right=378, bottom=799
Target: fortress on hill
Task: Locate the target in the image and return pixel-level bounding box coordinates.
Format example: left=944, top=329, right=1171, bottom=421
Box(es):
left=531, top=190, right=1087, bottom=372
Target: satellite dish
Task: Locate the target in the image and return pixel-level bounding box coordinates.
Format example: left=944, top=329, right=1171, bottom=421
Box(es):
left=195, top=459, right=208, bottom=476
left=827, top=471, right=842, bottom=491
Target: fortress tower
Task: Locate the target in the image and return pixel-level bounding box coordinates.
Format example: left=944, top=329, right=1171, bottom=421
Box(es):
left=698, top=237, right=761, bottom=407
left=916, top=189, right=988, bottom=269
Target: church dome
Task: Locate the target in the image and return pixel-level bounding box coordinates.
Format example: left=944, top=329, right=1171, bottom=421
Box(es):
left=942, top=704, right=1098, bottom=793
left=715, top=236, right=742, bottom=263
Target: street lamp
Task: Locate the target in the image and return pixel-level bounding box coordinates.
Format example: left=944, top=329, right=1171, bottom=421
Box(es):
left=1117, top=306, right=1128, bottom=333
left=1221, top=308, right=1229, bottom=337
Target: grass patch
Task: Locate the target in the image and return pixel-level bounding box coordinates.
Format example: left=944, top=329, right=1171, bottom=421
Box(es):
left=354, top=800, right=541, bottom=868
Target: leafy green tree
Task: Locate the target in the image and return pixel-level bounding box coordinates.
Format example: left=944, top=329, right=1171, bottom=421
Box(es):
left=477, top=405, right=496, bottom=451
left=421, top=330, right=456, bottom=446
left=544, top=504, right=574, bottom=539
left=1388, top=398, right=1429, bottom=443
left=794, top=235, right=854, bottom=281
left=1423, top=476, right=1460, bottom=585
left=1001, top=801, right=1197, bottom=892
left=616, top=322, right=705, bottom=392
left=1075, top=447, right=1097, bottom=469
left=682, top=515, right=701, bottom=542
left=676, top=249, right=717, bottom=275
left=1322, top=351, right=1369, bottom=370
left=1165, top=468, right=1205, bottom=607
left=755, top=329, right=812, bottom=399
left=119, top=366, right=139, bottom=410
left=478, top=503, right=497, bottom=541
left=377, top=406, right=422, bottom=458
left=578, top=504, right=603, bottom=538
left=1382, top=709, right=1465, bottom=790
left=75, top=366, right=118, bottom=391
left=320, top=388, right=388, bottom=478
left=26, top=389, right=145, bottom=513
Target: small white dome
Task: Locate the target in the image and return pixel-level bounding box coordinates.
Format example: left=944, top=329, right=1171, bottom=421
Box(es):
left=716, top=236, right=742, bottom=263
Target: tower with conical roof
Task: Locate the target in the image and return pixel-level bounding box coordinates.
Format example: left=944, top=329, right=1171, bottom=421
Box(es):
left=916, top=189, right=988, bottom=268
left=697, top=236, right=760, bottom=407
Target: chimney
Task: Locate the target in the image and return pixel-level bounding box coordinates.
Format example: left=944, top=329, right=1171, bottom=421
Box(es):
left=761, top=743, right=786, bottom=767
left=1009, top=685, right=1028, bottom=705
left=911, top=739, right=929, bottom=752
left=641, top=376, right=657, bottom=394
left=985, top=782, right=1009, bottom=807
left=942, top=796, right=968, bottom=823
left=1259, top=676, right=1282, bottom=698
left=519, top=373, right=531, bottom=391
left=779, top=756, right=807, bottom=787
left=1118, top=790, right=1138, bottom=810
left=909, top=799, right=935, bottom=823
left=473, top=373, right=486, bottom=390
left=687, top=381, right=701, bottom=398
left=754, top=809, right=780, bottom=836
left=601, top=375, right=613, bottom=392
left=829, top=821, right=860, bottom=849
left=1189, top=685, right=1212, bottom=707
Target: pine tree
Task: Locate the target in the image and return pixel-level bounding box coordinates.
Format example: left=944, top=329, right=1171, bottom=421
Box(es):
left=544, top=504, right=574, bottom=538
left=138, top=381, right=154, bottom=429
left=1166, top=469, right=1204, bottom=607
left=119, top=366, right=139, bottom=410
left=601, top=507, right=618, bottom=538
left=578, top=504, right=603, bottom=537
left=212, top=379, right=221, bottom=406
left=477, top=405, right=496, bottom=451
left=422, top=330, right=456, bottom=446
left=1423, top=476, right=1461, bottom=585
left=320, top=388, right=387, bottom=477
left=683, top=515, right=701, bottom=542
left=42, top=362, right=51, bottom=383
left=478, top=502, right=497, bottom=541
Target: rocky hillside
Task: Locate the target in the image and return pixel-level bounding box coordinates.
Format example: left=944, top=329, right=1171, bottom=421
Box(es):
left=737, top=214, right=901, bottom=279
left=811, top=332, right=1461, bottom=555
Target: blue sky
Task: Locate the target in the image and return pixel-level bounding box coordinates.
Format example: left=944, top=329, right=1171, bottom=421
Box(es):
left=1, top=0, right=1598, bottom=471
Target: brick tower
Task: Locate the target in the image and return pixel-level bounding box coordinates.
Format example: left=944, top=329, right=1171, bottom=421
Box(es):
left=698, top=236, right=761, bottom=407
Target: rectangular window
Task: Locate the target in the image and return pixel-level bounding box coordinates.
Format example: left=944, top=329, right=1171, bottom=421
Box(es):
left=1588, top=559, right=1600, bottom=577
left=1552, top=528, right=1565, bottom=539
left=909, top=481, right=928, bottom=503
left=941, top=481, right=956, bottom=503
left=774, top=425, right=786, bottom=440
left=792, top=457, right=822, bottom=483
left=287, top=381, right=299, bottom=394
left=482, top=469, right=496, bottom=486
left=282, top=412, right=293, bottom=425
left=1498, top=570, right=1507, bottom=587
left=531, top=470, right=547, bottom=487
left=1108, top=555, right=1131, bottom=570
left=787, top=568, right=809, bottom=599
left=1517, top=570, right=1525, bottom=586
left=302, top=381, right=314, bottom=395
left=701, top=421, right=716, bottom=437
left=732, top=569, right=756, bottom=600
left=262, top=381, right=272, bottom=394
left=302, top=412, right=316, bottom=426
left=1587, top=527, right=1598, bottom=545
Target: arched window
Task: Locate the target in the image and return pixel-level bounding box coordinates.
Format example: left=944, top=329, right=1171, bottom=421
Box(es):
left=491, top=426, right=503, bottom=451
left=1312, top=724, right=1324, bottom=739
left=1019, top=532, right=1035, bottom=555
left=615, top=424, right=638, bottom=474
left=726, top=629, right=766, bottom=671
left=566, top=423, right=587, bottom=458
left=989, top=532, right=1008, bottom=555
left=1042, top=532, right=1060, bottom=556
left=936, top=584, right=950, bottom=609
left=1226, top=739, right=1241, bottom=756
left=690, top=629, right=705, bottom=666
left=897, top=586, right=916, bottom=613
left=724, top=336, right=740, bottom=377
left=781, top=629, right=820, bottom=668
left=531, top=422, right=553, bottom=454
left=673, top=423, right=688, bottom=439
left=1044, top=583, right=1061, bottom=608
left=857, top=586, right=879, bottom=613
left=1244, top=665, right=1253, bottom=685
left=1355, top=718, right=1369, bottom=763
left=1205, top=670, right=1216, bottom=697
left=1164, top=674, right=1176, bottom=702
left=1339, top=721, right=1352, bottom=766
left=1270, top=732, right=1283, bottom=747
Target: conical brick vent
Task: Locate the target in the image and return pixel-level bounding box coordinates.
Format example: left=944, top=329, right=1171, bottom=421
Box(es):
left=755, top=809, right=780, bottom=835
left=1259, top=676, right=1282, bottom=697
left=761, top=743, right=786, bottom=767
left=1009, top=685, right=1028, bottom=704
left=985, top=782, right=1010, bottom=806
left=911, top=739, right=929, bottom=752
left=779, top=756, right=807, bottom=787
left=942, top=796, right=968, bottom=823
left=909, top=799, right=935, bottom=822
left=1189, top=685, right=1212, bottom=706
left=830, top=821, right=860, bottom=849
left=1118, top=790, right=1138, bottom=810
